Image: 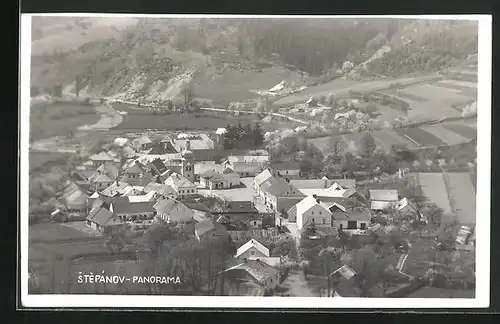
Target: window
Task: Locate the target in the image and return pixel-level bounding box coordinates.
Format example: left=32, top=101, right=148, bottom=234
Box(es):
left=312, top=218, right=315, bottom=224
left=319, top=211, right=322, bottom=215
left=250, top=250, right=255, bottom=256
left=360, top=223, right=366, bottom=230
left=254, top=221, right=257, bottom=226
left=322, top=219, right=325, bottom=224
left=311, top=211, right=314, bottom=215
left=339, top=224, right=343, bottom=230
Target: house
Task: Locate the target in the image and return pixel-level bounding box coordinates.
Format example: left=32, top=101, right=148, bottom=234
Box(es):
left=259, top=176, right=305, bottom=212
left=295, top=196, right=333, bottom=230
left=216, top=259, right=281, bottom=295
left=148, top=158, right=169, bottom=178
left=153, top=198, right=194, bottom=223
left=121, top=146, right=137, bottom=159
left=100, top=180, right=130, bottom=197
left=297, top=182, right=349, bottom=198
left=235, top=239, right=270, bottom=259
left=142, top=182, right=178, bottom=200
left=369, top=190, right=399, bottom=211
left=194, top=162, right=225, bottom=181
left=211, top=201, right=261, bottom=230
left=225, top=161, right=263, bottom=177
left=89, top=151, right=116, bottom=167
left=123, top=161, right=149, bottom=186
left=59, top=181, right=89, bottom=213
left=290, top=178, right=355, bottom=190
left=227, top=155, right=270, bottom=164
left=271, top=162, right=301, bottom=178
left=194, top=219, right=230, bottom=242
left=254, top=169, right=273, bottom=194
left=86, top=206, right=126, bottom=233
left=113, top=137, right=129, bottom=147
left=173, top=133, right=215, bottom=152
left=306, top=96, right=318, bottom=107
left=396, top=197, right=419, bottom=217
left=331, top=207, right=371, bottom=231
left=164, top=172, right=198, bottom=199
left=133, top=135, right=153, bottom=151
left=201, top=170, right=240, bottom=190
left=109, top=197, right=156, bottom=222
left=88, top=171, right=114, bottom=191
left=159, top=136, right=178, bottom=153
left=96, top=162, right=119, bottom=181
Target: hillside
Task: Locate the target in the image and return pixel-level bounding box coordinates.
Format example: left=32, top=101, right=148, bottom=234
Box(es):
left=30, top=17, right=478, bottom=107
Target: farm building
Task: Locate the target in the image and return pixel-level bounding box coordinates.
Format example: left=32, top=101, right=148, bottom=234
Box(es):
left=194, top=219, right=230, bottom=242
left=369, top=189, right=399, bottom=211
left=85, top=206, right=126, bottom=233
left=153, top=198, right=194, bottom=223
left=200, top=170, right=240, bottom=190
left=164, top=172, right=198, bottom=199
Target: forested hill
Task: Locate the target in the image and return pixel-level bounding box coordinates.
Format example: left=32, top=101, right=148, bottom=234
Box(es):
left=30, top=17, right=478, bottom=103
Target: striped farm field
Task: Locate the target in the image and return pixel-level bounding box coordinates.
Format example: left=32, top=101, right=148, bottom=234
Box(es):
left=371, top=130, right=419, bottom=150
left=395, top=127, right=446, bottom=147
left=438, top=79, right=477, bottom=89
left=399, top=84, right=473, bottom=103
left=442, top=123, right=477, bottom=139
left=420, top=125, right=470, bottom=145
left=384, top=89, right=429, bottom=102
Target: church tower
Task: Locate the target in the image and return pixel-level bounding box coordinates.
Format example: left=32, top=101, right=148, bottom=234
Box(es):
left=181, top=139, right=195, bottom=183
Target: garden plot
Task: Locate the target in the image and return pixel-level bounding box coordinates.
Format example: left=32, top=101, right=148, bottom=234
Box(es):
left=413, top=172, right=453, bottom=215
left=30, top=223, right=92, bottom=243
left=442, top=124, right=477, bottom=139
left=420, top=125, right=471, bottom=146
left=399, top=84, right=473, bottom=103
left=443, top=172, right=476, bottom=225
left=395, top=127, right=446, bottom=147
left=371, top=130, right=419, bottom=150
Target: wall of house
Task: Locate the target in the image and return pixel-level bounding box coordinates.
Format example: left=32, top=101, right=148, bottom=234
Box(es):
left=237, top=246, right=269, bottom=259
left=177, top=186, right=198, bottom=198
left=333, top=219, right=348, bottom=230
left=298, top=204, right=332, bottom=230
left=248, top=219, right=262, bottom=229
left=159, top=204, right=193, bottom=222
left=116, top=212, right=155, bottom=222
left=275, top=169, right=300, bottom=177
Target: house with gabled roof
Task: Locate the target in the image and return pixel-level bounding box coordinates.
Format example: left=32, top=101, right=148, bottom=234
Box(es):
left=85, top=206, right=126, bottom=233
left=295, top=196, right=334, bottom=230
left=88, top=171, right=114, bottom=191
left=216, top=259, right=281, bottom=295
left=224, top=161, right=263, bottom=177
left=59, top=181, right=89, bottom=213
left=200, top=170, right=240, bottom=190
left=133, top=135, right=153, bottom=151
left=89, top=151, right=116, bottom=167
left=259, top=176, right=305, bottom=212
left=235, top=239, right=270, bottom=259
left=164, top=172, right=198, bottom=199
left=123, top=161, right=150, bottom=186
left=109, top=197, right=156, bottom=222
left=369, top=189, right=399, bottom=211
left=194, top=219, right=230, bottom=242
left=194, top=162, right=225, bottom=182
left=142, top=182, right=178, bottom=200
left=254, top=169, right=273, bottom=194
left=153, top=198, right=194, bottom=223
left=270, top=161, right=301, bottom=178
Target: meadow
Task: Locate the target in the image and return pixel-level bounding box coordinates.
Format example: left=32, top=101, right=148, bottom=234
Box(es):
left=112, top=103, right=300, bottom=131
left=29, top=102, right=100, bottom=141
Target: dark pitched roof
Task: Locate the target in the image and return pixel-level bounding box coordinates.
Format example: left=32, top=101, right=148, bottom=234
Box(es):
left=195, top=219, right=229, bottom=237
left=111, top=198, right=155, bottom=214
left=224, top=260, right=280, bottom=285
left=147, top=143, right=167, bottom=155
left=149, top=158, right=168, bottom=175
left=86, top=207, right=117, bottom=227
left=260, top=177, right=295, bottom=197
left=153, top=198, right=189, bottom=214
left=230, top=162, right=263, bottom=173
left=200, top=170, right=220, bottom=179
left=125, top=161, right=146, bottom=174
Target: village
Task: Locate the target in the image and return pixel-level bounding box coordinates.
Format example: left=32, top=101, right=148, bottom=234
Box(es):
left=28, top=118, right=476, bottom=298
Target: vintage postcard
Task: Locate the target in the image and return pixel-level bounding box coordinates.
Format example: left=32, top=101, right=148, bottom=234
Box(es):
left=19, top=14, right=491, bottom=309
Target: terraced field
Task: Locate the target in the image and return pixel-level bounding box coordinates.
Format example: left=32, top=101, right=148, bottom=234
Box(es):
left=442, top=124, right=477, bottom=139
left=420, top=125, right=471, bottom=146
left=444, top=172, right=476, bottom=225
left=395, top=127, right=446, bottom=147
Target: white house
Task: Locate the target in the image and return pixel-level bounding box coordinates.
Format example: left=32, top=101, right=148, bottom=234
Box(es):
left=254, top=169, right=273, bottom=193
left=153, top=198, right=194, bottom=223
left=369, top=190, right=399, bottom=211
left=295, top=196, right=333, bottom=230
left=235, top=239, right=270, bottom=259
left=164, top=172, right=198, bottom=199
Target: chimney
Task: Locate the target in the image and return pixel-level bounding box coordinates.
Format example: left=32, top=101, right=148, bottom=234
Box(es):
left=316, top=199, right=321, bottom=204
left=285, top=177, right=290, bottom=183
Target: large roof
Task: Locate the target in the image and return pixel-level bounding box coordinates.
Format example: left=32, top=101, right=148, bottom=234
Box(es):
left=149, top=158, right=168, bottom=175
left=111, top=198, right=155, bottom=214
left=236, top=239, right=270, bottom=258
left=86, top=207, right=117, bottom=227
left=165, top=172, right=195, bottom=188
left=369, top=190, right=399, bottom=201
left=124, top=162, right=146, bottom=174
left=271, top=161, right=300, bottom=171
left=254, top=169, right=273, bottom=188
left=229, top=162, right=263, bottom=173
left=101, top=181, right=129, bottom=197
left=212, top=201, right=258, bottom=214
left=195, top=162, right=225, bottom=175
left=153, top=198, right=188, bottom=214
left=195, top=219, right=228, bottom=238
left=223, top=259, right=280, bottom=285
left=260, top=177, right=298, bottom=197
left=295, top=195, right=332, bottom=217
left=89, top=151, right=114, bottom=161
left=143, top=182, right=176, bottom=196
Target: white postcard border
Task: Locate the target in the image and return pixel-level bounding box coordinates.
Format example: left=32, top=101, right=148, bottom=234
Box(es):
left=20, top=14, right=491, bottom=309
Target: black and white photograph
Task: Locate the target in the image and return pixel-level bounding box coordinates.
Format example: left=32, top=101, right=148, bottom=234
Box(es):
left=19, top=14, right=491, bottom=308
